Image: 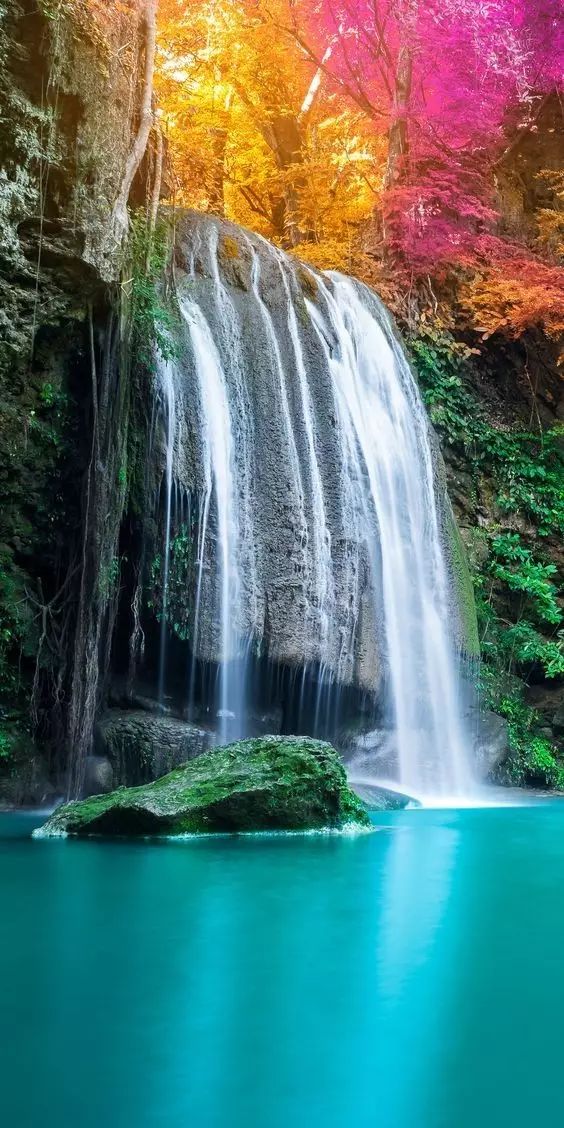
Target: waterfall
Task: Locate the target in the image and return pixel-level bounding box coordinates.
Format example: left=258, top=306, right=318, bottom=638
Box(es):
left=177, top=298, right=241, bottom=744
left=310, top=276, right=473, bottom=796
left=151, top=212, right=476, bottom=798
left=157, top=359, right=176, bottom=709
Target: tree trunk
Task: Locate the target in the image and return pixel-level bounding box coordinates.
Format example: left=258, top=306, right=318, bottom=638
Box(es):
left=113, top=0, right=159, bottom=239
left=145, top=125, right=164, bottom=270
left=379, top=35, right=413, bottom=264
left=384, top=41, right=412, bottom=192
left=231, top=78, right=310, bottom=246
left=208, top=126, right=228, bottom=216
left=267, top=113, right=308, bottom=246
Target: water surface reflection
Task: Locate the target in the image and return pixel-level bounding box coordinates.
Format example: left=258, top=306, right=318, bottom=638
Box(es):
left=2, top=807, right=564, bottom=1127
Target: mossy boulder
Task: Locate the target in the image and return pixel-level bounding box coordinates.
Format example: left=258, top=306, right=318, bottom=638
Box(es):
left=36, top=736, right=371, bottom=837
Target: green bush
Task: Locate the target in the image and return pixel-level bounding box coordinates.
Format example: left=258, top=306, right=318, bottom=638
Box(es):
left=0, top=727, right=13, bottom=760
left=410, top=328, right=564, bottom=538
left=410, top=328, right=563, bottom=677
left=481, top=668, right=564, bottom=788
left=127, top=211, right=179, bottom=370
left=489, top=532, right=562, bottom=626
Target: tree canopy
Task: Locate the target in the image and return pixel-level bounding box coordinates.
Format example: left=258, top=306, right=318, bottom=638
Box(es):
left=154, top=0, right=563, bottom=335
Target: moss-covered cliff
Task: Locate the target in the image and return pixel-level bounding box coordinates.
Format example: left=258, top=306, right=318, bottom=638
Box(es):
left=0, top=0, right=155, bottom=802
left=408, top=323, right=563, bottom=787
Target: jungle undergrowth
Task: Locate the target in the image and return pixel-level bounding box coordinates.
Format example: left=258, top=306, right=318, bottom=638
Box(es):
left=410, top=326, right=564, bottom=787
left=126, top=210, right=179, bottom=371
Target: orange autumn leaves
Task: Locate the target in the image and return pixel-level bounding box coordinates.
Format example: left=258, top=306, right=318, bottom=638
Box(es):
left=155, top=0, right=381, bottom=261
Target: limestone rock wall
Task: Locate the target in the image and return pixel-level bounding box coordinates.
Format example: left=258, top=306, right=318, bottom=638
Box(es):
left=0, top=0, right=151, bottom=796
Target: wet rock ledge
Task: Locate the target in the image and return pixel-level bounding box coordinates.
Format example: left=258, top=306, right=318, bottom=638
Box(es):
left=36, top=736, right=371, bottom=837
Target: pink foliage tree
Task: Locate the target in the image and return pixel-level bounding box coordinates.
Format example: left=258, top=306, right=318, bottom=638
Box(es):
left=268, top=0, right=563, bottom=271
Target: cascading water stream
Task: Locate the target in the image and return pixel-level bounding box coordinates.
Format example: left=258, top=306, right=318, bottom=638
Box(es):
left=157, top=359, right=176, bottom=709
left=273, top=248, right=335, bottom=724
left=310, top=275, right=473, bottom=796
left=245, top=239, right=310, bottom=594
left=151, top=213, right=477, bottom=798
left=177, top=297, right=240, bottom=745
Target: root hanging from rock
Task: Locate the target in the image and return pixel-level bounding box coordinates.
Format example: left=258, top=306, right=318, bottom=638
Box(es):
left=112, top=0, right=159, bottom=242
left=66, top=305, right=131, bottom=798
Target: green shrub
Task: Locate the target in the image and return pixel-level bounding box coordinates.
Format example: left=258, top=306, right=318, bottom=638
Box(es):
left=410, top=327, right=563, bottom=677
left=489, top=532, right=562, bottom=626
left=481, top=668, right=564, bottom=788
left=410, top=328, right=564, bottom=538
left=127, top=212, right=179, bottom=370
left=0, top=727, right=13, bottom=760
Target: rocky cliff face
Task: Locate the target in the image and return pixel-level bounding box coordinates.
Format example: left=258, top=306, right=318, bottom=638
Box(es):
left=0, top=0, right=143, bottom=326
left=153, top=210, right=475, bottom=685
left=408, top=318, right=563, bottom=783
left=0, top=0, right=153, bottom=803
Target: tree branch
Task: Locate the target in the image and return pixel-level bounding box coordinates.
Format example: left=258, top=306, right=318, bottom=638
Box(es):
left=113, top=0, right=159, bottom=238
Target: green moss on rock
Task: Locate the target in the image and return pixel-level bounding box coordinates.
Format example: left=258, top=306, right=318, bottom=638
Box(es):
left=37, top=736, right=371, bottom=837
left=447, top=510, right=480, bottom=656
left=297, top=265, right=319, bottom=300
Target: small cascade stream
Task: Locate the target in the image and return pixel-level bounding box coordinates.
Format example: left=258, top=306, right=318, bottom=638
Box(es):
left=310, top=275, right=473, bottom=796
left=148, top=212, right=477, bottom=798
left=178, top=298, right=240, bottom=744
left=157, top=360, right=176, bottom=709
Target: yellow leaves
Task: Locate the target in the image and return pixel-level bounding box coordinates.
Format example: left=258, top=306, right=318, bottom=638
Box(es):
left=155, top=0, right=385, bottom=253
left=294, top=238, right=352, bottom=271
left=536, top=208, right=564, bottom=258
left=534, top=170, right=564, bottom=259
left=292, top=238, right=377, bottom=286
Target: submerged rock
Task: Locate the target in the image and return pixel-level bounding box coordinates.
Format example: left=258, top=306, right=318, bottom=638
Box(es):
left=37, top=736, right=371, bottom=838
left=340, top=727, right=398, bottom=778
left=348, top=779, right=413, bottom=810
left=473, top=711, right=510, bottom=779
left=83, top=756, right=114, bottom=797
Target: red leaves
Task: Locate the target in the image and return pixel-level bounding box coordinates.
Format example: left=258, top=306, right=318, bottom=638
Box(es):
left=460, top=239, right=564, bottom=338
left=298, top=0, right=563, bottom=282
